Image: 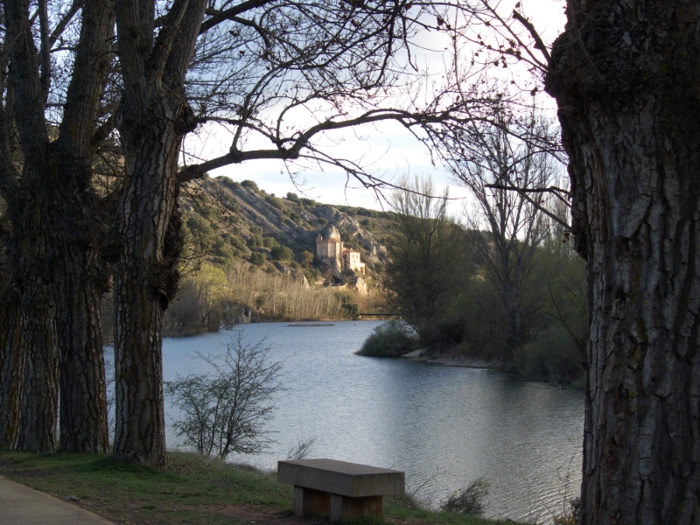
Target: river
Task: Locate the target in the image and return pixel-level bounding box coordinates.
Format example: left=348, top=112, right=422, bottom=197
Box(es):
left=112, top=320, right=584, bottom=523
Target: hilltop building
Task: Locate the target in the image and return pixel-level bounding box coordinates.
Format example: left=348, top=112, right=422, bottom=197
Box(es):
left=316, top=227, right=366, bottom=274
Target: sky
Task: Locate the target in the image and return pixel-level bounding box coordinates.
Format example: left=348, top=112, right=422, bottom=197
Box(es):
left=186, top=0, right=567, bottom=215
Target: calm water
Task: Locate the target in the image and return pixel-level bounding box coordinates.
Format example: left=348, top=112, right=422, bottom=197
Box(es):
left=127, top=321, right=583, bottom=523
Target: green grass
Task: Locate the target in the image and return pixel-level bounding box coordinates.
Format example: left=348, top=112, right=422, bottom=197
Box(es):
left=0, top=451, right=521, bottom=525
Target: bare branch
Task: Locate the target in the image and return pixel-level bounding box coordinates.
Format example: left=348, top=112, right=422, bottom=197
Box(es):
left=511, top=10, right=551, bottom=63
left=49, top=0, right=85, bottom=48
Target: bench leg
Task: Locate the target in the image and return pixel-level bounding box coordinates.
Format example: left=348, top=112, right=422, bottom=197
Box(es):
left=294, top=486, right=331, bottom=517
left=330, top=494, right=383, bottom=522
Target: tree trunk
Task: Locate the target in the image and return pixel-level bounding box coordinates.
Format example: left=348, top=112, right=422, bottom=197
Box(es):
left=50, top=219, right=109, bottom=453
left=546, top=2, right=700, bottom=523
left=0, top=279, right=23, bottom=449
left=48, top=0, right=114, bottom=454
left=112, top=0, right=207, bottom=466
left=14, top=209, right=59, bottom=453
left=112, top=118, right=184, bottom=467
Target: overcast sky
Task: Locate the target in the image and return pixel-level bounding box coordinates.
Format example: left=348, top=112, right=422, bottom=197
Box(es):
left=188, top=0, right=567, bottom=215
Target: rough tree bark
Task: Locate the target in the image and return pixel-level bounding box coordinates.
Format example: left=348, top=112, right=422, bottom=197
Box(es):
left=546, top=1, right=700, bottom=523
left=3, top=0, right=59, bottom=453
left=1, top=0, right=114, bottom=453
left=49, top=0, right=114, bottom=454
left=0, top=230, right=23, bottom=449
left=112, top=0, right=207, bottom=466
left=14, top=207, right=59, bottom=452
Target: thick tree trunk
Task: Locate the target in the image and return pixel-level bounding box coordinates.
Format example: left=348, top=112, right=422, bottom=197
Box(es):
left=14, top=210, right=58, bottom=453
left=112, top=120, right=183, bottom=467
left=546, top=2, right=700, bottom=523
left=111, top=0, right=207, bottom=466
left=1, top=0, right=114, bottom=454
left=0, top=282, right=23, bottom=449
left=48, top=0, right=114, bottom=453
left=51, top=223, right=109, bottom=453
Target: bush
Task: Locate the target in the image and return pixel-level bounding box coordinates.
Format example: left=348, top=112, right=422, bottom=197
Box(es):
left=271, top=245, right=294, bottom=261
left=250, top=252, right=266, bottom=266
left=264, top=195, right=285, bottom=211
left=514, top=326, right=584, bottom=385
left=554, top=497, right=582, bottom=525
left=262, top=236, right=277, bottom=249
left=164, top=333, right=284, bottom=458
left=356, top=320, right=418, bottom=357
left=286, top=436, right=317, bottom=460
left=441, top=478, right=490, bottom=516
left=301, top=250, right=314, bottom=267
left=304, top=267, right=321, bottom=283
left=241, top=179, right=259, bottom=191
left=217, top=176, right=239, bottom=189
left=247, top=235, right=263, bottom=249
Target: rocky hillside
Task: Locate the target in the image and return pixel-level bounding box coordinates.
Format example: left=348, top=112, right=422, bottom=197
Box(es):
left=179, top=175, right=392, bottom=288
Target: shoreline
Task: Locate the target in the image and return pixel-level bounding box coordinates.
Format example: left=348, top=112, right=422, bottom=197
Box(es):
left=405, top=353, right=502, bottom=370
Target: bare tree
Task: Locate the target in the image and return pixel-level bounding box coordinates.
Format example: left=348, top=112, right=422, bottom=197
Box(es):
left=0, top=0, right=491, bottom=463
left=0, top=0, right=114, bottom=453
left=110, top=0, right=497, bottom=466
left=456, top=1, right=700, bottom=522
left=455, top=111, right=557, bottom=358
left=165, top=333, right=283, bottom=459
left=385, top=177, right=469, bottom=347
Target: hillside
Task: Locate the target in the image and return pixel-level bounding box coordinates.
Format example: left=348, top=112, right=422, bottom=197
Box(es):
left=146, top=176, right=394, bottom=336
left=181, top=175, right=391, bottom=277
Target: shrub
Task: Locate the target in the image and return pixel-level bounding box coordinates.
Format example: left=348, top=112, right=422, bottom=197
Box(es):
left=286, top=436, right=317, bottom=460
left=250, top=252, right=266, bottom=266
left=285, top=192, right=300, bottom=203
left=441, top=478, right=490, bottom=516
left=301, top=250, right=314, bottom=267
left=164, top=333, right=283, bottom=458
left=356, top=320, right=418, bottom=357
left=247, top=234, right=264, bottom=249
left=271, top=245, right=294, bottom=261
left=217, top=176, right=238, bottom=189
left=303, top=267, right=321, bottom=283
left=230, top=237, right=246, bottom=250
left=265, top=195, right=285, bottom=211
left=241, top=179, right=259, bottom=191
left=514, top=326, right=584, bottom=385
left=554, top=497, right=582, bottom=525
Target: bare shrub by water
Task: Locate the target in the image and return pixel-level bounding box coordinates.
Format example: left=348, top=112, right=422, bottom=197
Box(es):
left=441, top=478, right=490, bottom=516
left=164, top=333, right=283, bottom=458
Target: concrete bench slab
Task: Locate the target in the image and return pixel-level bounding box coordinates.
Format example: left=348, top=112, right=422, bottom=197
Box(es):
left=278, top=459, right=404, bottom=521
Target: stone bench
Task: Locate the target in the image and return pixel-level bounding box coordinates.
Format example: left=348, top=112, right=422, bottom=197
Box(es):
left=277, top=459, right=405, bottom=521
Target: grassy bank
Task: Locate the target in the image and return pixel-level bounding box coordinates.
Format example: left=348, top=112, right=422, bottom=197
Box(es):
left=0, top=451, right=520, bottom=525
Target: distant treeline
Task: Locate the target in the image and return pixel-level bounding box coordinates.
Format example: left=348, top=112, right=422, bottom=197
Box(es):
left=374, top=177, right=587, bottom=386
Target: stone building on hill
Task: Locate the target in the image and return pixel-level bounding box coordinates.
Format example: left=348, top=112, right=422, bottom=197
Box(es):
left=316, top=226, right=366, bottom=274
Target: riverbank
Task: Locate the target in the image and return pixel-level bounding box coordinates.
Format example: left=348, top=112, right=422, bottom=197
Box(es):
left=0, top=451, right=521, bottom=525
left=405, top=351, right=584, bottom=389
left=403, top=351, right=501, bottom=370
